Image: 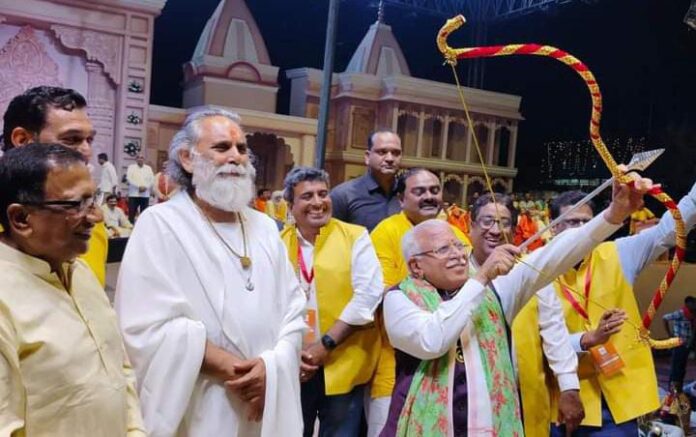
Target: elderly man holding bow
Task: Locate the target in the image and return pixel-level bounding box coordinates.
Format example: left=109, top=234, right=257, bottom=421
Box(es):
left=380, top=176, right=653, bottom=436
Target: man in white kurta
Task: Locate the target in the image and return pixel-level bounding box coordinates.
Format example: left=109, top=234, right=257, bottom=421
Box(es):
left=115, top=108, right=306, bottom=437
left=125, top=155, right=154, bottom=223
left=381, top=176, right=652, bottom=435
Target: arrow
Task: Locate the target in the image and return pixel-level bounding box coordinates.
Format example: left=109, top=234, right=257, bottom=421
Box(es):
left=518, top=148, right=665, bottom=252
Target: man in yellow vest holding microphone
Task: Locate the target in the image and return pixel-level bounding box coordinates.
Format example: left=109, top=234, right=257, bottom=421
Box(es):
left=526, top=183, right=696, bottom=436
left=280, top=167, right=384, bottom=437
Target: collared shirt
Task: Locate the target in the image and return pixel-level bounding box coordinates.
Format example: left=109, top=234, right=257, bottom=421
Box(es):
left=663, top=309, right=694, bottom=343
left=297, top=228, right=383, bottom=329
left=330, top=172, right=401, bottom=232
left=126, top=164, right=154, bottom=198
left=0, top=241, right=144, bottom=436
left=99, top=161, right=119, bottom=194
left=0, top=220, right=107, bottom=286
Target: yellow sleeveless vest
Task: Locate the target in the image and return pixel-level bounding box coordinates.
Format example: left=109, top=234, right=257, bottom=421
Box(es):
left=515, top=242, right=660, bottom=430
left=281, top=218, right=381, bottom=396
left=513, top=296, right=557, bottom=437
left=554, top=242, right=659, bottom=426
left=80, top=222, right=108, bottom=287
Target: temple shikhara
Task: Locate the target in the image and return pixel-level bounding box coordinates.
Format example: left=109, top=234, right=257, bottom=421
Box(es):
left=1, top=1, right=695, bottom=436
left=0, top=0, right=521, bottom=204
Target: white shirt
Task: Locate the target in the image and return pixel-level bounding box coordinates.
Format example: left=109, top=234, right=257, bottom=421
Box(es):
left=101, top=205, right=132, bottom=230
left=126, top=164, right=154, bottom=198
left=566, top=181, right=696, bottom=352
left=297, top=229, right=383, bottom=335
left=115, top=193, right=306, bottom=437
left=99, top=161, right=119, bottom=194
left=384, top=212, right=621, bottom=433
left=469, top=256, right=579, bottom=392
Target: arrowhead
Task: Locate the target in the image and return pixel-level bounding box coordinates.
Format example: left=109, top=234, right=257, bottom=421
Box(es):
left=627, top=149, right=665, bottom=172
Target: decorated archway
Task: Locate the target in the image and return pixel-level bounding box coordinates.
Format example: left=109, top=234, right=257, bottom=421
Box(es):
left=246, top=132, right=294, bottom=190
left=442, top=174, right=464, bottom=206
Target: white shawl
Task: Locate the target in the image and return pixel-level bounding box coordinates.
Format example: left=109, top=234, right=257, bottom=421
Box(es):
left=115, top=192, right=306, bottom=437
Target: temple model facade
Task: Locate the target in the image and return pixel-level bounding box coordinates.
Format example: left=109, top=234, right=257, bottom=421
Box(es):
left=0, top=0, right=522, bottom=204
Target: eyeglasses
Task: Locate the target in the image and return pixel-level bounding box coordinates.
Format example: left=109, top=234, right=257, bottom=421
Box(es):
left=475, top=216, right=513, bottom=230
left=25, top=193, right=102, bottom=217
left=561, top=218, right=591, bottom=227
left=415, top=240, right=469, bottom=259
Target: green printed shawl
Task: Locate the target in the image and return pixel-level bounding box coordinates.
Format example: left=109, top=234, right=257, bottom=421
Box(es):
left=395, top=276, right=523, bottom=436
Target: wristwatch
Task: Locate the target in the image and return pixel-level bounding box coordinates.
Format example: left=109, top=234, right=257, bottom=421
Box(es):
left=321, top=334, right=337, bottom=350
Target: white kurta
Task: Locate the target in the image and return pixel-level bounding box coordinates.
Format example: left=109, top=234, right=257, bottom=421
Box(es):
left=384, top=212, right=622, bottom=434
left=115, top=192, right=306, bottom=437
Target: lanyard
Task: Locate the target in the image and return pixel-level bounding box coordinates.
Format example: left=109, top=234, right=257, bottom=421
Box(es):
left=297, top=242, right=314, bottom=285
left=560, top=260, right=592, bottom=321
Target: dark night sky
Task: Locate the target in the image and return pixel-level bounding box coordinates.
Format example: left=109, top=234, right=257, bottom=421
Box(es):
left=151, top=0, right=696, bottom=194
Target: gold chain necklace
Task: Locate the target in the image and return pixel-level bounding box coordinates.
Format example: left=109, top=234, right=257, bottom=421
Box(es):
left=194, top=201, right=254, bottom=291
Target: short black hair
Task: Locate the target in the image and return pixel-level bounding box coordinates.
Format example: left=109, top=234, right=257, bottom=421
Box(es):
left=105, top=194, right=118, bottom=202
left=550, top=190, right=595, bottom=220
left=257, top=188, right=270, bottom=197
left=367, top=128, right=397, bottom=151
left=0, top=143, right=86, bottom=231
left=283, top=166, right=330, bottom=204
left=471, top=192, right=518, bottom=225
left=395, top=167, right=433, bottom=196
left=685, top=296, right=696, bottom=305
left=2, top=86, right=87, bottom=152
left=98, top=153, right=108, bottom=161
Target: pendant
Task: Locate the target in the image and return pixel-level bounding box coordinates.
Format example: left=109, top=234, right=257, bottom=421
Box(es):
left=240, top=256, right=252, bottom=269
left=245, top=278, right=255, bottom=291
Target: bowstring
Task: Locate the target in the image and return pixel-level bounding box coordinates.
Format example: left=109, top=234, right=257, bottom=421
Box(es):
left=449, top=63, right=511, bottom=245
left=449, top=62, right=648, bottom=344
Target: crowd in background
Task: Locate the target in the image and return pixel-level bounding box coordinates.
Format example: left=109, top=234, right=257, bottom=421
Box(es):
left=2, top=85, right=695, bottom=437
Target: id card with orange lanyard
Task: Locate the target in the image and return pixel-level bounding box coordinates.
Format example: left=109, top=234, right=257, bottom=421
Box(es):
left=560, top=260, right=624, bottom=377
left=298, top=243, right=318, bottom=344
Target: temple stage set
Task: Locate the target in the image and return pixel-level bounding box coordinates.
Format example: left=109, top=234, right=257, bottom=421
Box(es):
left=1, top=0, right=693, bottom=336
left=0, top=0, right=521, bottom=205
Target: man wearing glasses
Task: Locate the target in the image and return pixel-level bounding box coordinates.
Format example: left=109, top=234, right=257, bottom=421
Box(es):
left=538, top=187, right=696, bottom=436
left=379, top=176, right=653, bottom=436
left=467, top=193, right=584, bottom=435
left=0, top=144, right=144, bottom=436
left=2, top=86, right=108, bottom=286
left=368, top=168, right=470, bottom=436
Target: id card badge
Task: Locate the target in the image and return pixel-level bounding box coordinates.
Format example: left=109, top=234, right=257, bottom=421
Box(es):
left=304, top=309, right=317, bottom=344
left=589, top=340, right=625, bottom=377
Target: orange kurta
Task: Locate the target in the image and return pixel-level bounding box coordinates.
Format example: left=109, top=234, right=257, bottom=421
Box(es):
left=446, top=205, right=470, bottom=235
left=253, top=198, right=267, bottom=213
left=514, top=213, right=543, bottom=251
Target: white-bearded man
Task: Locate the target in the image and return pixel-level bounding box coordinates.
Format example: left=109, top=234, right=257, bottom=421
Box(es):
left=115, top=108, right=306, bottom=437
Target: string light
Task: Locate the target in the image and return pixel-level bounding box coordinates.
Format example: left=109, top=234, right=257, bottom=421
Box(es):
left=541, top=137, right=650, bottom=185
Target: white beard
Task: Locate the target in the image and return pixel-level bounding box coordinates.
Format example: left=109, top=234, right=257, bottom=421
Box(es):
left=191, top=153, right=255, bottom=212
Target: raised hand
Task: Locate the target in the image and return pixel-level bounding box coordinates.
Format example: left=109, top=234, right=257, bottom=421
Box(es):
left=474, top=244, right=520, bottom=284
left=605, top=165, right=655, bottom=225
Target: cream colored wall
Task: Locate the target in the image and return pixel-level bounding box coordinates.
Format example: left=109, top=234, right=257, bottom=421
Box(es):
left=183, top=77, right=278, bottom=113
left=344, top=164, right=365, bottom=180
left=634, top=261, right=696, bottom=338
left=147, top=105, right=318, bottom=169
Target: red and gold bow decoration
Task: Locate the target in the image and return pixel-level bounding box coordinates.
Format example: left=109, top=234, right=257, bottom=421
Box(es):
left=437, top=15, right=686, bottom=348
